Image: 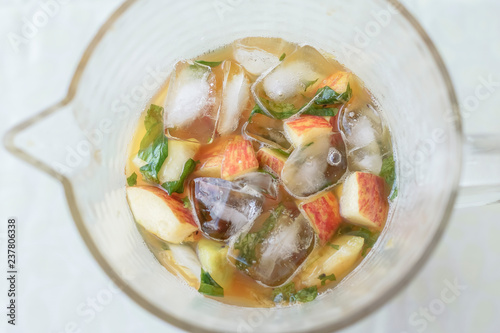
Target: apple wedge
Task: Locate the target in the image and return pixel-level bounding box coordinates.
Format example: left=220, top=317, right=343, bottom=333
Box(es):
left=157, top=244, right=201, bottom=288
left=158, top=139, right=200, bottom=184
left=126, top=186, right=198, bottom=244
left=256, top=147, right=287, bottom=177
left=317, top=71, right=352, bottom=95
left=197, top=239, right=234, bottom=288
left=221, top=136, right=259, bottom=180
left=284, top=115, right=333, bottom=148
left=195, top=155, right=224, bottom=178
left=299, top=191, right=342, bottom=244
left=295, top=235, right=364, bottom=289
left=340, top=172, right=389, bottom=230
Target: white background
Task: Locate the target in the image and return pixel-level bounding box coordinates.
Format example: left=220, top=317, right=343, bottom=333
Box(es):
left=1, top=0, right=499, bottom=332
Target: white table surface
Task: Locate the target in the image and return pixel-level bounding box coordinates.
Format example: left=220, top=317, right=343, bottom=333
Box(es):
left=1, top=1, right=499, bottom=332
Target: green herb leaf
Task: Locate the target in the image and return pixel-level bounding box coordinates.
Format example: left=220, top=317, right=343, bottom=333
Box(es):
left=271, top=148, right=291, bottom=158
left=303, top=79, right=318, bottom=91
left=248, top=104, right=266, bottom=121
left=198, top=269, right=224, bottom=297
left=272, top=282, right=296, bottom=303
left=194, top=60, right=223, bottom=67
left=127, top=172, right=137, bottom=186
left=304, top=142, right=314, bottom=148
left=161, top=159, right=197, bottom=195
left=314, top=83, right=352, bottom=105
left=346, top=228, right=380, bottom=256
left=318, top=273, right=336, bottom=286
left=263, top=100, right=299, bottom=119
left=279, top=53, right=286, bottom=61
left=328, top=243, right=340, bottom=250
left=234, top=204, right=285, bottom=270
left=257, top=168, right=278, bottom=180
left=390, top=187, right=398, bottom=201
left=294, top=286, right=318, bottom=303
left=302, top=105, right=339, bottom=117
left=272, top=282, right=318, bottom=303
left=380, top=154, right=396, bottom=187
left=181, top=197, right=192, bottom=209
left=160, top=242, right=170, bottom=251
left=138, top=105, right=169, bottom=183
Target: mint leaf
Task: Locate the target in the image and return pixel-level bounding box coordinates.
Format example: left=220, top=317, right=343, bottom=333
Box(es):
left=234, top=204, right=285, bottom=270
left=318, top=273, right=336, bottom=286
left=380, top=154, right=396, bottom=187
left=198, top=269, right=224, bottom=297
left=257, top=168, right=278, bottom=180
left=161, top=159, right=197, bottom=195
left=390, top=187, right=398, bottom=201
left=279, top=53, right=286, bottom=61
left=303, top=105, right=338, bottom=117
left=314, top=83, right=352, bottom=105
left=271, top=148, right=290, bottom=158
left=138, top=105, right=168, bottom=183
left=346, top=228, right=380, bottom=256
left=272, top=282, right=318, bottom=303
left=294, top=286, right=318, bottom=303
left=272, top=282, right=296, bottom=303
left=127, top=172, right=137, bottom=186
left=181, top=197, right=192, bottom=209
left=248, top=104, right=266, bottom=121
left=328, top=243, right=340, bottom=250
left=194, top=60, right=223, bottom=67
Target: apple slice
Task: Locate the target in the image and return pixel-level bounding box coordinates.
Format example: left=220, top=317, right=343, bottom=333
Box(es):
left=126, top=186, right=198, bottom=244
left=197, top=239, right=234, bottom=288
left=157, top=244, right=202, bottom=287
left=317, top=71, right=352, bottom=95
left=296, top=235, right=364, bottom=289
left=158, top=139, right=200, bottom=184
left=340, top=172, right=389, bottom=230
left=195, top=155, right=224, bottom=178
left=256, top=147, right=288, bottom=177
left=299, top=191, right=342, bottom=244
left=284, top=115, right=333, bottom=148
left=221, top=136, right=259, bottom=180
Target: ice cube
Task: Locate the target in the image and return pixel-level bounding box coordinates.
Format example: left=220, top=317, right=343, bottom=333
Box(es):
left=340, top=104, right=385, bottom=175
left=232, top=37, right=297, bottom=77
left=191, top=177, right=264, bottom=240
left=282, top=135, right=347, bottom=198
left=246, top=210, right=315, bottom=287
left=233, top=44, right=280, bottom=76
left=164, top=61, right=221, bottom=143
left=243, top=113, right=292, bottom=151
left=252, top=45, right=343, bottom=118
left=217, top=61, right=251, bottom=135
left=234, top=172, right=279, bottom=199
left=347, top=142, right=383, bottom=175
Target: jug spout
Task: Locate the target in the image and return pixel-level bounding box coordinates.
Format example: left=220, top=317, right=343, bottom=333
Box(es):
left=4, top=98, right=93, bottom=182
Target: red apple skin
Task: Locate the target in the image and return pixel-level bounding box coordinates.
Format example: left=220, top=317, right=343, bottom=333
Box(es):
left=284, top=116, right=333, bottom=147
left=221, top=136, right=259, bottom=180
left=317, top=71, right=352, bottom=94
left=256, top=148, right=287, bottom=177
left=356, top=173, right=389, bottom=227
left=299, top=192, right=342, bottom=244
left=139, top=186, right=198, bottom=227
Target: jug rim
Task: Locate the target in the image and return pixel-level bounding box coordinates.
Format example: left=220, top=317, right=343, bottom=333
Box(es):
left=4, top=0, right=462, bottom=332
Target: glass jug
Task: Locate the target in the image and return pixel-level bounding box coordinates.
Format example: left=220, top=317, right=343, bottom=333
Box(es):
left=5, top=0, right=500, bottom=332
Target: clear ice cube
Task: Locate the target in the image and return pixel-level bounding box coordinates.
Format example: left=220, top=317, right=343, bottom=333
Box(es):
left=340, top=104, right=385, bottom=175
left=164, top=61, right=221, bottom=143
left=243, top=113, right=292, bottom=151
left=191, top=177, right=264, bottom=240
left=252, top=45, right=342, bottom=118
left=234, top=172, right=279, bottom=199
left=217, top=61, right=251, bottom=135
left=282, top=134, right=347, bottom=198
left=233, top=37, right=297, bottom=77
left=245, top=209, right=315, bottom=287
